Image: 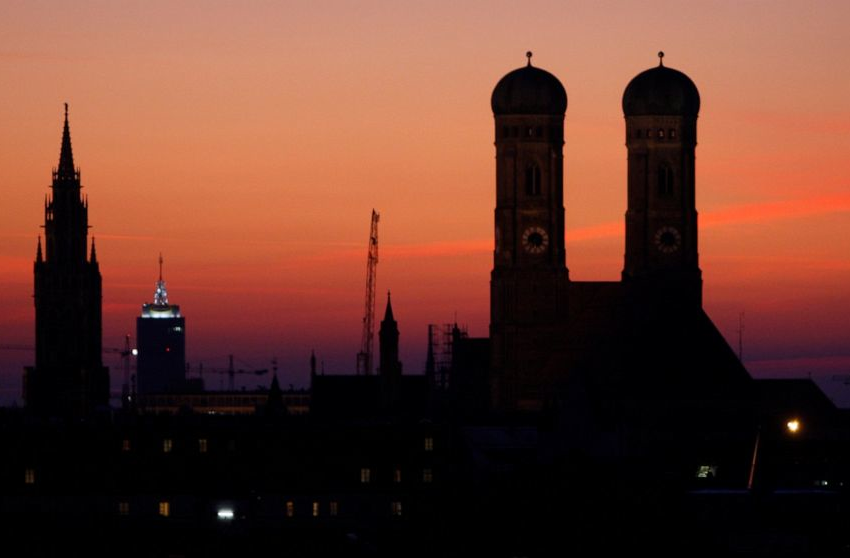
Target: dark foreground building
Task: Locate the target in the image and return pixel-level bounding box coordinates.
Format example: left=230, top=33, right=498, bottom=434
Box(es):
left=23, top=105, right=108, bottom=415
left=4, top=60, right=849, bottom=557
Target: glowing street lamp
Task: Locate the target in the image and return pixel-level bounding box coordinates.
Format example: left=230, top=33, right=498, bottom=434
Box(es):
left=786, top=419, right=801, bottom=434
left=747, top=417, right=802, bottom=490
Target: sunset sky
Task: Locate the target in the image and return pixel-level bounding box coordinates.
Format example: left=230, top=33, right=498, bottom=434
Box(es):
left=1, top=1, right=849, bottom=404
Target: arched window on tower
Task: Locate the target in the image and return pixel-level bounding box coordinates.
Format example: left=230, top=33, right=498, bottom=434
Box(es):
left=658, top=165, right=674, bottom=197
left=525, top=165, right=541, bottom=196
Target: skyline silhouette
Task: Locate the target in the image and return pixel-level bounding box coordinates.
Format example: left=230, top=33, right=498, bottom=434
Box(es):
left=2, top=2, right=850, bottom=405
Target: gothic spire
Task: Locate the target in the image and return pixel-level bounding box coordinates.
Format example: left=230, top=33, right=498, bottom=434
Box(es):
left=57, top=103, right=76, bottom=180
left=36, top=236, right=43, bottom=263
left=383, top=291, right=395, bottom=323
left=90, top=237, right=97, bottom=264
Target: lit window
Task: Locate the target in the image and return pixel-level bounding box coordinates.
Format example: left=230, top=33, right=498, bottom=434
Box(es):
left=163, top=439, right=173, bottom=453
left=286, top=501, right=294, bottom=517
left=424, top=437, right=434, bottom=452
left=696, top=465, right=718, bottom=479
left=669, top=129, right=676, bottom=139
left=360, top=468, right=371, bottom=484
left=312, top=501, right=319, bottom=517
left=658, top=128, right=665, bottom=138
left=121, top=439, right=131, bottom=452
left=118, top=501, right=130, bottom=516
left=393, top=468, right=402, bottom=483
left=24, top=468, right=35, bottom=485
left=391, top=501, right=402, bottom=517
left=159, top=501, right=170, bottom=517
left=423, top=468, right=433, bottom=483
left=217, top=508, right=234, bottom=520
left=198, top=438, right=208, bottom=453
left=329, top=501, right=339, bottom=516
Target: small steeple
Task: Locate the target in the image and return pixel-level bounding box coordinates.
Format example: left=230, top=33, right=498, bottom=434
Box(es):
left=658, top=51, right=665, bottom=67
left=90, top=237, right=97, bottom=264
left=57, top=103, right=76, bottom=180
left=36, top=236, right=43, bottom=263
left=526, top=51, right=533, bottom=67
left=383, top=291, right=395, bottom=323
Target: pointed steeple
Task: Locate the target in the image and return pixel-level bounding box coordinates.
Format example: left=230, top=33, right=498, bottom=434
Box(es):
left=57, top=103, right=76, bottom=180
left=90, top=237, right=97, bottom=264
left=36, top=237, right=43, bottom=263
left=383, top=291, right=395, bottom=323
left=379, top=291, right=401, bottom=378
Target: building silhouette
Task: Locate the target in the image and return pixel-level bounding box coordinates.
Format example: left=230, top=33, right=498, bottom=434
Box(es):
left=486, top=52, right=750, bottom=419
left=378, top=292, right=401, bottom=378
left=23, top=105, right=108, bottom=415
left=136, top=255, right=186, bottom=394
left=4, top=59, right=849, bottom=557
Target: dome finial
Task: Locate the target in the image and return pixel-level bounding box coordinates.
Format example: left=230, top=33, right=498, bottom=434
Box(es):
left=526, top=51, right=533, bottom=67
left=658, top=51, right=665, bottom=66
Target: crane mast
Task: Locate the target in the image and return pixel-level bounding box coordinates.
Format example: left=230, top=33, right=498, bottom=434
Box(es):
left=357, top=209, right=380, bottom=375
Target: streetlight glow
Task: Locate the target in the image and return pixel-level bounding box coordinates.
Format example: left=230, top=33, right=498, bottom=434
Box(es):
left=786, top=419, right=801, bottom=434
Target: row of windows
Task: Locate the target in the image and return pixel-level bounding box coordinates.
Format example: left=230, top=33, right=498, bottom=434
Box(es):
left=122, top=435, right=434, bottom=455
left=634, top=128, right=677, bottom=140
left=121, top=499, right=399, bottom=518
left=360, top=467, right=433, bottom=484
left=122, top=438, right=209, bottom=453
left=501, top=125, right=561, bottom=140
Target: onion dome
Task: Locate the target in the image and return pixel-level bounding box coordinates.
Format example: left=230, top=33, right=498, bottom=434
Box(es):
left=491, top=52, right=567, bottom=116
left=622, top=52, right=700, bottom=117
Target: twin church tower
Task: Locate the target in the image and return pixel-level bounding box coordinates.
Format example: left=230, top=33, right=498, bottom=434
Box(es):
left=489, top=52, right=714, bottom=412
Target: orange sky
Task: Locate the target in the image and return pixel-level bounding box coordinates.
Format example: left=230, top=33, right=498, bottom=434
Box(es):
left=2, top=1, right=849, bottom=404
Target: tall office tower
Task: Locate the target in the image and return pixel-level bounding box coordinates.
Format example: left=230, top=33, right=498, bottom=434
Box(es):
left=136, top=256, right=186, bottom=394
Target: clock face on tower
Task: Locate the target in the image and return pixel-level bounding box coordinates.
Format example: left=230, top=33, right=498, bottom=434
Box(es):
left=654, top=226, right=682, bottom=254
left=522, top=226, right=549, bottom=254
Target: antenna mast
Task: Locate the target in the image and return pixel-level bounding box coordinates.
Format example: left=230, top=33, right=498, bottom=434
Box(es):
left=357, top=209, right=380, bottom=375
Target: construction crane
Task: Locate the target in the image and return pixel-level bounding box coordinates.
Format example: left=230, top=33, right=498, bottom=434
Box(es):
left=190, top=355, right=268, bottom=391
left=356, top=209, right=380, bottom=375
left=103, top=335, right=134, bottom=405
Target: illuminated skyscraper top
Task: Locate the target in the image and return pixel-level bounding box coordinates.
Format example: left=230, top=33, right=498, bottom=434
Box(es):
left=142, top=255, right=181, bottom=319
